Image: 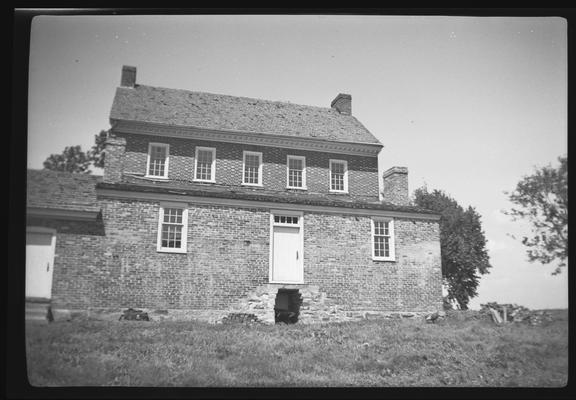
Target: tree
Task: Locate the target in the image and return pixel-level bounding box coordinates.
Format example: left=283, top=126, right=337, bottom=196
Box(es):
left=413, top=187, right=492, bottom=310
left=43, top=145, right=92, bottom=173
left=88, top=130, right=107, bottom=169
left=503, top=156, right=567, bottom=275
left=43, top=130, right=107, bottom=174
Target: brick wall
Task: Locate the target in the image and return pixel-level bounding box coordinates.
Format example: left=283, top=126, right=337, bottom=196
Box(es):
left=108, top=131, right=380, bottom=200
left=92, top=198, right=271, bottom=310
left=304, top=213, right=442, bottom=312
left=39, top=198, right=442, bottom=317
left=26, top=216, right=107, bottom=309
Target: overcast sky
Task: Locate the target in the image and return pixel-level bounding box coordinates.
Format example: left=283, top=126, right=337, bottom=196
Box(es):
left=27, top=13, right=568, bottom=310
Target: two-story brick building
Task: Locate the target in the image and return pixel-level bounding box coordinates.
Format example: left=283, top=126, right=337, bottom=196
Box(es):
left=26, top=66, right=443, bottom=323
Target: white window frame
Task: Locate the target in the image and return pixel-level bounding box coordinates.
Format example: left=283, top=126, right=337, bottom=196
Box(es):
left=371, top=218, right=395, bottom=261
left=286, top=155, right=307, bottom=190
left=242, top=151, right=263, bottom=186
left=156, top=202, right=188, bottom=254
left=329, top=159, right=348, bottom=193
left=146, top=142, right=170, bottom=179
left=194, top=146, right=216, bottom=183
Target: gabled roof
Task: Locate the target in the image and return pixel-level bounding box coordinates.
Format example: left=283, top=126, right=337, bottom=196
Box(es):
left=110, top=84, right=382, bottom=145
left=27, top=169, right=101, bottom=214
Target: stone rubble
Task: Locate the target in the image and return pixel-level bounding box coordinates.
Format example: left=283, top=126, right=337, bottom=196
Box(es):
left=480, top=302, right=553, bottom=326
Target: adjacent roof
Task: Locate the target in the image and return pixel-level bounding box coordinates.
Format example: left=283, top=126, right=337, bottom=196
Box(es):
left=110, top=85, right=382, bottom=145
left=27, top=169, right=101, bottom=214
left=97, top=178, right=439, bottom=217
left=26, top=169, right=437, bottom=217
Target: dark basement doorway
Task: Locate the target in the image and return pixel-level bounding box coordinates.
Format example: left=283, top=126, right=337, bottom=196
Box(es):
left=274, top=289, right=302, bottom=324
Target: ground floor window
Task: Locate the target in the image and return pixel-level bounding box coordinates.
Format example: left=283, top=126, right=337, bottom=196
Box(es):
left=157, top=203, right=188, bottom=253
left=372, top=218, right=395, bottom=261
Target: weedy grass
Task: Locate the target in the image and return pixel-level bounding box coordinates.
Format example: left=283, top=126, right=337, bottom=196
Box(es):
left=25, top=310, right=568, bottom=387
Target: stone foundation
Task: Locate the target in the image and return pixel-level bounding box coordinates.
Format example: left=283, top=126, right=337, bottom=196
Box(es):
left=50, top=295, right=431, bottom=325
left=50, top=307, right=229, bottom=323
left=225, top=283, right=432, bottom=324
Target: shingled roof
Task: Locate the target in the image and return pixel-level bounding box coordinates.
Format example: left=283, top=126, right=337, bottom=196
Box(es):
left=97, top=178, right=439, bottom=217
left=109, top=84, right=382, bottom=145
left=27, top=169, right=101, bottom=213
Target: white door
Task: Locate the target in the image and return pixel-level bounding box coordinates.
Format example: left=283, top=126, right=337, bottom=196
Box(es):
left=26, top=230, right=56, bottom=300
left=272, top=223, right=303, bottom=283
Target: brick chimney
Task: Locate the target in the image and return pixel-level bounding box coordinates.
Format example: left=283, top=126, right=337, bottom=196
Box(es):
left=103, top=133, right=126, bottom=184
left=382, top=166, right=409, bottom=205
left=331, top=93, right=352, bottom=115
left=120, top=65, right=137, bottom=87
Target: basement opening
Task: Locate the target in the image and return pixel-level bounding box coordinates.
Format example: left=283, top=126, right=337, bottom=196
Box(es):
left=274, top=289, right=302, bottom=324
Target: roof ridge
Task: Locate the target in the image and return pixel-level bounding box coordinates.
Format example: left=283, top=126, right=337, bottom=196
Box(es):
left=28, top=169, right=103, bottom=179
left=129, top=84, right=338, bottom=112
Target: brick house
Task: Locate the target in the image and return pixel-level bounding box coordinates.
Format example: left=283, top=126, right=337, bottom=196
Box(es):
left=26, top=66, right=442, bottom=324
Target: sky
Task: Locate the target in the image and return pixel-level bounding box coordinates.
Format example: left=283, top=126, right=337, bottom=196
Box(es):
left=26, top=13, right=568, bottom=310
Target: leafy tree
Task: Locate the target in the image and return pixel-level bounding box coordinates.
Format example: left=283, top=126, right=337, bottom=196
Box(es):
left=43, top=130, right=107, bottom=174
left=88, top=130, right=107, bottom=169
left=43, top=145, right=92, bottom=173
left=413, top=187, right=492, bottom=310
left=503, top=156, right=567, bottom=275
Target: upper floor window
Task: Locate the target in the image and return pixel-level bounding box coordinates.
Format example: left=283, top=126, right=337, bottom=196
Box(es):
left=329, top=159, right=348, bottom=192
left=194, top=147, right=216, bottom=182
left=157, top=203, right=188, bottom=253
left=287, top=155, right=306, bottom=189
left=146, top=143, right=169, bottom=178
left=372, top=218, right=395, bottom=261
left=243, top=151, right=263, bottom=186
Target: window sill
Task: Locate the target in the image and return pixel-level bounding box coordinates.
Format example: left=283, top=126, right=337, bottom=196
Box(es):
left=242, top=183, right=264, bottom=187
left=372, top=257, right=396, bottom=262
left=329, top=190, right=349, bottom=194
left=193, top=179, right=216, bottom=184
left=286, top=186, right=308, bottom=191
left=144, top=175, right=170, bottom=180
left=157, top=248, right=187, bottom=254
left=269, top=280, right=305, bottom=285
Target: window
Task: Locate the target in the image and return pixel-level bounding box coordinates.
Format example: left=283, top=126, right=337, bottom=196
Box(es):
left=274, top=215, right=300, bottom=225
left=157, top=204, right=188, bottom=253
left=329, top=159, right=348, bottom=192
left=194, top=147, right=216, bottom=182
left=287, top=155, right=306, bottom=189
left=243, top=151, right=263, bottom=186
left=372, top=218, right=395, bottom=261
left=146, top=143, right=169, bottom=178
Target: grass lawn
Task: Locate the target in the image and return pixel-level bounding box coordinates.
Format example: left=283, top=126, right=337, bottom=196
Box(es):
left=25, top=310, right=568, bottom=387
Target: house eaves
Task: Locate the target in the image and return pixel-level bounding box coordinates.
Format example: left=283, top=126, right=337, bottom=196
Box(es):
left=96, top=181, right=440, bottom=220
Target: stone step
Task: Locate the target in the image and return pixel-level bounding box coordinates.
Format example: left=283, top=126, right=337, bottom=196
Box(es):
left=25, top=302, right=50, bottom=323
left=26, top=316, right=48, bottom=324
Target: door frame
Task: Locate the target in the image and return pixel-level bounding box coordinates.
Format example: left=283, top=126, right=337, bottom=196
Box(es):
left=26, top=226, right=57, bottom=301
left=269, top=210, right=304, bottom=284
